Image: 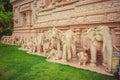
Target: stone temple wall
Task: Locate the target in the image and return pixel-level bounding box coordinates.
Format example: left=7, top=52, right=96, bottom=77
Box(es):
left=10, top=0, right=120, bottom=49
left=10, top=0, right=120, bottom=71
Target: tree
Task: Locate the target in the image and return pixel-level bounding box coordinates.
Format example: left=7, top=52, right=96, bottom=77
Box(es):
left=3, top=0, right=13, bottom=11
left=0, top=0, right=13, bottom=38
left=0, top=1, right=5, bottom=11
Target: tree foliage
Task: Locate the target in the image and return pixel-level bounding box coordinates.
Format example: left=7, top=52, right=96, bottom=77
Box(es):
left=0, top=0, right=13, bottom=37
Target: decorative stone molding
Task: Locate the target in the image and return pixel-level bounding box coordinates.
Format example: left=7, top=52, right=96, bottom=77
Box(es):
left=10, top=0, right=120, bottom=74
left=10, top=0, right=17, bottom=3
left=20, top=4, right=31, bottom=12
left=55, top=0, right=79, bottom=7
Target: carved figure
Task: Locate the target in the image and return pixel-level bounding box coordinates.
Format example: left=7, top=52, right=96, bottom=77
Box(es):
left=37, top=33, right=44, bottom=53
left=77, top=51, right=88, bottom=66
left=44, top=28, right=62, bottom=58
left=61, top=29, right=77, bottom=61
left=47, top=48, right=62, bottom=60
left=81, top=26, right=113, bottom=72
left=96, top=26, right=113, bottom=72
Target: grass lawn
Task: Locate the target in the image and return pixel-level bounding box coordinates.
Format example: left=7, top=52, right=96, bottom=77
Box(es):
left=0, top=43, right=115, bottom=80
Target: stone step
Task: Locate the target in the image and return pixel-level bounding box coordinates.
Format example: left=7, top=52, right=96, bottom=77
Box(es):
left=116, top=35, right=120, bottom=38
left=117, top=37, right=120, bottom=39
left=116, top=44, right=120, bottom=47
left=114, top=28, right=120, bottom=31
left=115, top=32, right=120, bottom=35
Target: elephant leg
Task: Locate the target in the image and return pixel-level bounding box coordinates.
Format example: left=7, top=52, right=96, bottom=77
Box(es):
left=57, top=41, right=61, bottom=54
left=102, top=47, right=107, bottom=66
left=43, top=45, right=46, bottom=56
left=29, top=48, right=31, bottom=53
left=83, top=61, right=86, bottom=66
left=106, top=42, right=113, bottom=72
left=32, top=47, right=34, bottom=53
left=30, top=47, right=32, bottom=53
left=39, top=45, right=42, bottom=53
left=33, top=46, right=36, bottom=53
left=67, top=45, right=72, bottom=60
left=78, top=61, right=80, bottom=65
left=90, top=44, right=97, bottom=67
left=71, top=44, right=76, bottom=58
left=37, top=44, right=40, bottom=53
left=47, top=49, right=53, bottom=59
left=62, top=45, right=67, bottom=62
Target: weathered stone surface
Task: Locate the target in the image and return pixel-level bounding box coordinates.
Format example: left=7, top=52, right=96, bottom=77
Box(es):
left=9, top=0, right=120, bottom=75
left=86, top=15, right=104, bottom=23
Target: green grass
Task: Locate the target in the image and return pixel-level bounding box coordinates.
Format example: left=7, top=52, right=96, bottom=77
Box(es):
left=0, top=43, right=115, bottom=80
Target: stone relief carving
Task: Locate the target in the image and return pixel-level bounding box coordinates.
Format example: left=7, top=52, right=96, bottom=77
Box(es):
left=44, top=28, right=62, bottom=59
left=34, top=0, right=78, bottom=12
left=1, top=26, right=115, bottom=73
left=14, top=7, right=19, bottom=26
left=32, top=0, right=40, bottom=23
left=36, top=33, right=44, bottom=53
left=77, top=51, right=88, bottom=66
left=80, top=26, right=113, bottom=72
left=61, top=29, right=77, bottom=62
left=96, top=26, right=113, bottom=72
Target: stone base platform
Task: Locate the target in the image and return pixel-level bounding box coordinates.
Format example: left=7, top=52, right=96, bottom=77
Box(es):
left=47, top=59, right=113, bottom=76
left=18, top=48, right=113, bottom=76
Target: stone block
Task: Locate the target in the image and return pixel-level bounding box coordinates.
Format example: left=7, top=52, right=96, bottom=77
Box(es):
left=102, top=1, right=113, bottom=9
left=106, top=13, right=118, bottom=22
left=77, top=17, right=85, bottom=23
left=112, top=0, right=120, bottom=7
left=86, top=14, right=104, bottom=23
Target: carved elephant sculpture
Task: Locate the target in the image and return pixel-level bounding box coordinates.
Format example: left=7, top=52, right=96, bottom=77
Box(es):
left=44, top=28, right=62, bottom=58
left=61, top=29, right=77, bottom=62
left=81, top=26, right=112, bottom=72
left=36, top=33, right=44, bottom=53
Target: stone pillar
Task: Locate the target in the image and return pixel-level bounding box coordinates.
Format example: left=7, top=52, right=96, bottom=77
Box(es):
left=13, top=8, right=16, bottom=27
left=14, top=7, right=19, bottom=27
left=26, top=11, right=31, bottom=27
left=18, top=6, right=20, bottom=25
left=22, top=12, right=26, bottom=27
left=32, top=1, right=37, bottom=25
left=19, top=12, right=22, bottom=26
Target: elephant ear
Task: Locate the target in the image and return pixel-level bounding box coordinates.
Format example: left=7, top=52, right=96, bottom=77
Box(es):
left=61, top=35, right=65, bottom=42
left=95, top=32, right=103, bottom=42
left=72, top=34, right=77, bottom=43
left=77, top=53, right=81, bottom=57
